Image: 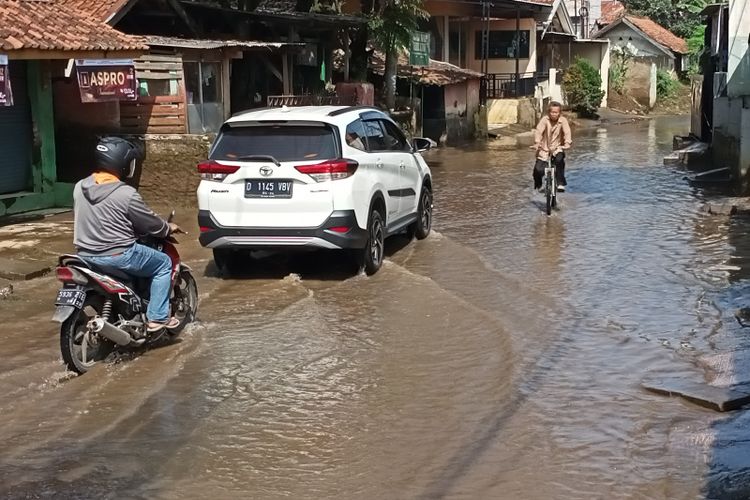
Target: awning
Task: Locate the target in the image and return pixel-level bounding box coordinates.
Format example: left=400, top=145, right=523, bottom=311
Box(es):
left=144, top=36, right=303, bottom=51
left=699, top=3, right=727, bottom=17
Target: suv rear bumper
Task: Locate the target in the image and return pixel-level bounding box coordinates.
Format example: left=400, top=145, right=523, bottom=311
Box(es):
left=198, top=210, right=368, bottom=250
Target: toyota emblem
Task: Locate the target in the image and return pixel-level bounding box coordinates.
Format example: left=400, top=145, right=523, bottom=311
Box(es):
left=260, top=166, right=273, bottom=177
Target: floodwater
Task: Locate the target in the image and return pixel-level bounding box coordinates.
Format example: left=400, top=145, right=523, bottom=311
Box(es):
left=3, top=116, right=750, bottom=499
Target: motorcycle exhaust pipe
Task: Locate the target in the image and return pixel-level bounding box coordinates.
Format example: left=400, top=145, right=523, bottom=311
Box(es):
left=88, top=317, right=133, bottom=346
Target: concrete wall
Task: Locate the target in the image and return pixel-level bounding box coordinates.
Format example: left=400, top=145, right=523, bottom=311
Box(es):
left=443, top=79, right=481, bottom=143
left=599, top=26, right=675, bottom=71
left=711, top=95, right=750, bottom=191
left=488, top=98, right=519, bottom=124
left=727, top=0, right=750, bottom=98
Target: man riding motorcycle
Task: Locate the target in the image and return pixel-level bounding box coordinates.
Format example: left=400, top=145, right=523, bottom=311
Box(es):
left=73, top=137, right=180, bottom=332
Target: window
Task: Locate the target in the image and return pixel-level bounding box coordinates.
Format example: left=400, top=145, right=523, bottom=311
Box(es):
left=184, top=61, right=221, bottom=104
left=380, top=120, right=409, bottom=151
left=345, top=119, right=368, bottom=151
left=474, top=30, right=530, bottom=59
left=210, top=124, right=338, bottom=162
left=137, top=78, right=179, bottom=97
left=363, top=120, right=388, bottom=151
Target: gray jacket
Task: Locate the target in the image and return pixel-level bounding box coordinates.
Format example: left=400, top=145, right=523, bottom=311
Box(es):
left=73, top=176, right=169, bottom=256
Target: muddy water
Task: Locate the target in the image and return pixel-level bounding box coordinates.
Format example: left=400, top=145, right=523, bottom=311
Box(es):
left=3, top=116, right=750, bottom=499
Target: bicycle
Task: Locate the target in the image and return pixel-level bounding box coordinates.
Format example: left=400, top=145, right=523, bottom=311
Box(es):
left=544, top=157, right=557, bottom=216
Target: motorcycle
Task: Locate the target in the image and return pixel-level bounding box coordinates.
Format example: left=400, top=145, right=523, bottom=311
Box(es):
left=52, top=211, right=198, bottom=374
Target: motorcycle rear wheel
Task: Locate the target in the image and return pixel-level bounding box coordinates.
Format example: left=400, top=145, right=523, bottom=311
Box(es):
left=60, top=295, right=114, bottom=375
left=169, top=270, right=198, bottom=336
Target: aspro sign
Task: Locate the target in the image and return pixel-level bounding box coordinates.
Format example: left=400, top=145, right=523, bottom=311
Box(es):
left=76, top=59, right=137, bottom=103
left=0, top=54, right=12, bottom=106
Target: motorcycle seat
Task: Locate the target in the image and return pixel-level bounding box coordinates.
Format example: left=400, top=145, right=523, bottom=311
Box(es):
left=60, top=254, right=132, bottom=282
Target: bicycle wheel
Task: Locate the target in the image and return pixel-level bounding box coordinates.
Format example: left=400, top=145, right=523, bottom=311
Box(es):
left=545, top=172, right=552, bottom=216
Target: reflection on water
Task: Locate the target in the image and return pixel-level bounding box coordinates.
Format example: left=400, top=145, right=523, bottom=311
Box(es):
left=2, top=116, right=750, bottom=498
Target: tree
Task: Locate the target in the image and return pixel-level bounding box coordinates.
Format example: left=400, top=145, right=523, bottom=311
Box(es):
left=622, top=0, right=707, bottom=38
left=368, top=0, right=428, bottom=110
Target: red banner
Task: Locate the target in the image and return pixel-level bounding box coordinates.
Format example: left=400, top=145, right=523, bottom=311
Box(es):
left=76, top=59, right=137, bottom=103
left=0, top=55, right=12, bottom=107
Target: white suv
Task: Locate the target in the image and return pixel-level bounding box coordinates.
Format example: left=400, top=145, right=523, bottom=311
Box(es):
left=197, top=106, right=433, bottom=275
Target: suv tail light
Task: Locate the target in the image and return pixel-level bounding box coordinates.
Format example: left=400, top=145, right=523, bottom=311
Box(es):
left=198, top=161, right=240, bottom=181
left=56, top=267, right=88, bottom=285
left=295, top=159, right=358, bottom=183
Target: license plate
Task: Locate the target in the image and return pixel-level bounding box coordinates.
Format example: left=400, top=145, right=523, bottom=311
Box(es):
left=245, top=179, right=293, bottom=199
left=56, top=288, right=85, bottom=308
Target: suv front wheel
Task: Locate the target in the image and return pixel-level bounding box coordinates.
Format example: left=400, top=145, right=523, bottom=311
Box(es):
left=408, top=186, right=433, bottom=240
left=356, top=207, right=385, bottom=275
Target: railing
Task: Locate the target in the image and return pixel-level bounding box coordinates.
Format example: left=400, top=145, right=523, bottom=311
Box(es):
left=480, top=72, right=549, bottom=102
left=267, top=95, right=355, bottom=107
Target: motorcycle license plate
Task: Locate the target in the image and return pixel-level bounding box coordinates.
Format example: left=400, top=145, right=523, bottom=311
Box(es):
left=55, top=288, right=85, bottom=308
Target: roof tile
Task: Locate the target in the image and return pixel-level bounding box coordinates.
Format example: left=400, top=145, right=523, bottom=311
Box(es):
left=0, top=0, right=146, bottom=52
left=625, top=15, right=689, bottom=54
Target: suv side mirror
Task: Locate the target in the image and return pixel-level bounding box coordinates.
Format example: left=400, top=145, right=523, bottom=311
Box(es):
left=412, top=137, right=434, bottom=153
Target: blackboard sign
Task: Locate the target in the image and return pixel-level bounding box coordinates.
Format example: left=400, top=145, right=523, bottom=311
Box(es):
left=0, top=55, right=12, bottom=107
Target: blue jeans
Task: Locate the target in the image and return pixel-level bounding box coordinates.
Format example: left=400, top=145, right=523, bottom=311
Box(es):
left=83, top=243, right=172, bottom=322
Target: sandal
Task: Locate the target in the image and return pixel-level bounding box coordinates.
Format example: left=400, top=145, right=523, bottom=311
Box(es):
left=147, top=317, right=180, bottom=332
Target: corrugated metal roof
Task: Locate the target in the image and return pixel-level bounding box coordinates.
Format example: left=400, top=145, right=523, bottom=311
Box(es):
left=370, top=51, right=483, bottom=86
left=144, top=36, right=302, bottom=50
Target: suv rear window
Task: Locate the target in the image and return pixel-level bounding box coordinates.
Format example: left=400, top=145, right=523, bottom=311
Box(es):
left=211, top=124, right=338, bottom=162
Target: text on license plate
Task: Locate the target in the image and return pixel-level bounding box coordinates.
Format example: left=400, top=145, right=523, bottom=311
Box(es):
left=245, top=180, right=293, bottom=198
left=56, top=288, right=85, bottom=308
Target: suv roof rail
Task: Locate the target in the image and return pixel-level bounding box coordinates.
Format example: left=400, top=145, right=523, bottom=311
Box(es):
left=327, top=105, right=383, bottom=117
left=230, top=107, right=271, bottom=118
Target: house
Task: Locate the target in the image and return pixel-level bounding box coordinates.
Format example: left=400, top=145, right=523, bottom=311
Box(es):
left=593, top=5, right=689, bottom=73
left=693, top=1, right=750, bottom=193
left=418, top=0, right=610, bottom=127
left=54, top=0, right=367, bottom=206
left=368, top=51, right=483, bottom=143
left=0, top=0, right=145, bottom=216
left=58, top=0, right=347, bottom=136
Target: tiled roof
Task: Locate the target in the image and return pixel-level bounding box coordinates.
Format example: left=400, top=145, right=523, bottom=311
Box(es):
left=59, top=0, right=131, bottom=22
left=0, top=0, right=146, bottom=52
left=625, top=15, right=689, bottom=54
left=599, top=0, right=625, bottom=25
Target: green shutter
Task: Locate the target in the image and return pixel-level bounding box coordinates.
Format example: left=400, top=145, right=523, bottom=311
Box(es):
left=0, top=61, right=32, bottom=195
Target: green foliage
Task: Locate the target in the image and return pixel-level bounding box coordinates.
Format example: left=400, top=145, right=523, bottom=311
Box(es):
left=622, top=0, right=707, bottom=38
left=368, top=0, right=428, bottom=109
left=609, top=45, right=635, bottom=93
left=686, top=25, right=706, bottom=75
left=657, top=69, right=679, bottom=99
left=368, top=0, right=428, bottom=55
left=563, top=57, right=605, bottom=118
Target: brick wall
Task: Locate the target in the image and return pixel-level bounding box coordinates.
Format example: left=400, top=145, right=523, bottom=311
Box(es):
left=135, top=135, right=212, bottom=208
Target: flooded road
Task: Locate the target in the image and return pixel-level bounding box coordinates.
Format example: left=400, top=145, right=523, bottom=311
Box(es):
left=3, top=116, right=750, bottom=499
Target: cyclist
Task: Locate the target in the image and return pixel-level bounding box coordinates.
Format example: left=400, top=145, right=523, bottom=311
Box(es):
left=531, top=101, right=572, bottom=192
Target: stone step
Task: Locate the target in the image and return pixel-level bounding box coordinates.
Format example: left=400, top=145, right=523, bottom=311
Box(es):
left=642, top=375, right=750, bottom=412
left=0, top=257, right=53, bottom=281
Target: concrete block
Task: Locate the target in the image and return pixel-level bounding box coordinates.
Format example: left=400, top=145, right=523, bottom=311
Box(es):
left=642, top=376, right=750, bottom=412
left=0, top=257, right=52, bottom=281
left=674, top=135, right=694, bottom=150
left=664, top=153, right=681, bottom=166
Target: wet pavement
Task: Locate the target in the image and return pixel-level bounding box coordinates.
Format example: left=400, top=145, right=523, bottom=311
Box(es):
left=3, top=116, right=750, bottom=499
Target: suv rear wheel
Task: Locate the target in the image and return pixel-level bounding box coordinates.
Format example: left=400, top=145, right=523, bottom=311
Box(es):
left=357, top=206, right=385, bottom=275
